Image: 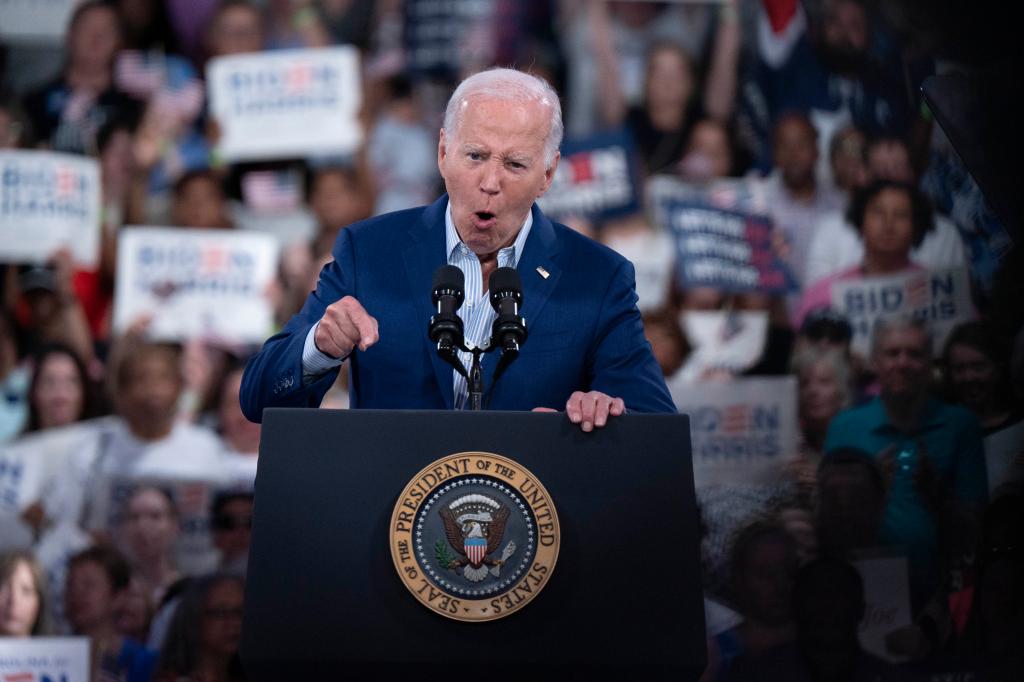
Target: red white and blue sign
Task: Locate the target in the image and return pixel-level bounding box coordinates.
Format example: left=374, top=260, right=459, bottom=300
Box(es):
left=539, top=130, right=641, bottom=222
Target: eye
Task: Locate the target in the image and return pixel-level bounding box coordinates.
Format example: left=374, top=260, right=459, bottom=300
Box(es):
left=467, top=151, right=484, bottom=161
left=507, top=161, right=525, bottom=170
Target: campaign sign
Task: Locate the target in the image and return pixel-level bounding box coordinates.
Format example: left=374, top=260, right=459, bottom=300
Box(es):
left=538, top=130, right=641, bottom=221
left=831, top=268, right=974, bottom=356
left=0, top=638, right=89, bottom=680
left=851, top=552, right=913, bottom=663
left=0, top=0, right=77, bottom=43
left=207, top=47, right=362, bottom=162
left=664, top=201, right=798, bottom=294
left=0, top=150, right=101, bottom=267
left=106, top=477, right=223, bottom=576
left=671, top=377, right=798, bottom=487
left=113, top=227, right=278, bottom=343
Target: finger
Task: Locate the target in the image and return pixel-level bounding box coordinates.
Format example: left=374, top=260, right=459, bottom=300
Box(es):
left=565, top=392, right=584, bottom=424
left=609, top=397, right=626, bottom=416
left=579, top=392, right=599, bottom=432
left=593, top=394, right=613, bottom=427
left=532, top=407, right=557, bottom=413
left=339, top=297, right=379, bottom=351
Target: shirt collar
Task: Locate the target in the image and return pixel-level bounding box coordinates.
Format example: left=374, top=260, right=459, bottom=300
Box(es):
left=869, top=396, right=944, bottom=434
left=445, top=200, right=533, bottom=268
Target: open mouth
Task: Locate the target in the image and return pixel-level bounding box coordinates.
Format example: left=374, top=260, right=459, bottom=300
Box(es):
left=475, top=211, right=496, bottom=223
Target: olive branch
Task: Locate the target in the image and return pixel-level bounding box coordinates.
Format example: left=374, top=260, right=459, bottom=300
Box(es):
left=434, top=540, right=458, bottom=569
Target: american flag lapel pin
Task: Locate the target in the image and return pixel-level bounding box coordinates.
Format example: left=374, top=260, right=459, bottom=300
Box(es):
left=536, top=266, right=549, bottom=279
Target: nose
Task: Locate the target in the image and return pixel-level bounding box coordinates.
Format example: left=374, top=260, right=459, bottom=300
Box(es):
left=479, top=161, right=500, bottom=195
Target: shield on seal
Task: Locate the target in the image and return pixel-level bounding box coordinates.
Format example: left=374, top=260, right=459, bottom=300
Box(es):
left=465, top=536, right=487, bottom=566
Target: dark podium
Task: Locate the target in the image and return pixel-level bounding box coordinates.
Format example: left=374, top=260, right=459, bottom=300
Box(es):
left=241, top=409, right=705, bottom=678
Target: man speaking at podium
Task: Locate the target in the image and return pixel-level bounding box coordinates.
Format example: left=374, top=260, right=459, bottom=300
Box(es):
left=240, top=68, right=675, bottom=429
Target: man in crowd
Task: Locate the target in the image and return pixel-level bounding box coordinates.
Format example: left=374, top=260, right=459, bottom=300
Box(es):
left=824, top=316, right=987, bottom=606
left=241, top=68, right=675, bottom=428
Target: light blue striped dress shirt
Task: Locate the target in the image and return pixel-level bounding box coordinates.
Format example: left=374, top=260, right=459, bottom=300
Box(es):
left=301, top=200, right=533, bottom=409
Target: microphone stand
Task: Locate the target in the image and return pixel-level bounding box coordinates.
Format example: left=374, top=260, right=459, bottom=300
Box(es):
left=437, top=339, right=513, bottom=411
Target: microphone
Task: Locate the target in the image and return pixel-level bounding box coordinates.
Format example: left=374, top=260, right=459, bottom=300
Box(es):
left=488, top=267, right=527, bottom=353
left=429, top=265, right=465, bottom=358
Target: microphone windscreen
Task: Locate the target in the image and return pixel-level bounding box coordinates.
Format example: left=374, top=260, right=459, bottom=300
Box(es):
left=432, top=264, right=464, bottom=292
left=488, top=267, right=521, bottom=297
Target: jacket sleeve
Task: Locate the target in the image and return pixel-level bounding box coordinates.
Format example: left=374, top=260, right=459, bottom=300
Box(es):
left=239, top=228, right=357, bottom=423
left=586, top=258, right=677, bottom=414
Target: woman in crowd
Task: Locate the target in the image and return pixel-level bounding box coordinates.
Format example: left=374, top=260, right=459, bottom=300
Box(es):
left=120, top=485, right=182, bottom=607
left=704, top=522, right=800, bottom=681
left=787, top=346, right=853, bottom=506
left=156, top=573, right=245, bottom=682
left=21, top=0, right=140, bottom=154
left=943, top=321, right=1022, bottom=434
left=0, top=550, right=49, bottom=637
left=796, top=179, right=934, bottom=327
left=24, top=343, right=97, bottom=433
left=65, top=546, right=156, bottom=680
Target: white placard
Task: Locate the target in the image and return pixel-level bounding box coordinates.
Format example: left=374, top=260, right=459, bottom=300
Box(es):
left=113, top=227, right=279, bottom=343
left=984, top=420, right=1024, bottom=495
left=602, top=230, right=673, bottom=311
left=0, top=637, right=89, bottom=680
left=0, top=0, right=79, bottom=43
left=207, top=47, right=362, bottom=162
left=831, top=268, right=974, bottom=357
left=676, top=311, right=769, bottom=382
left=0, top=420, right=103, bottom=515
left=851, top=553, right=913, bottom=663
left=0, top=150, right=101, bottom=267
left=671, top=376, right=798, bottom=487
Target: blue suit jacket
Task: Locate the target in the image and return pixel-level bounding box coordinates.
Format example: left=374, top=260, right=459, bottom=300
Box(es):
left=240, top=196, right=675, bottom=421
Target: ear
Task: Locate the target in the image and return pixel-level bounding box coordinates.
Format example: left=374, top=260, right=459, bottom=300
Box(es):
left=437, top=128, right=448, bottom=174
left=536, top=151, right=560, bottom=199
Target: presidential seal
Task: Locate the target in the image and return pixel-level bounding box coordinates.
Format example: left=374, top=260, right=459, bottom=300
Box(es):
left=390, top=452, right=560, bottom=622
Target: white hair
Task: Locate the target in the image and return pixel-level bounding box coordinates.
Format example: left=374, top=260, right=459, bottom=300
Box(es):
left=870, top=315, right=933, bottom=359
left=442, top=68, right=563, bottom=167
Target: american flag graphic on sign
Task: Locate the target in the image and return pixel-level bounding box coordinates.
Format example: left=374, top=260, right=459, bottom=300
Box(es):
left=465, top=537, right=487, bottom=565
left=242, top=170, right=302, bottom=213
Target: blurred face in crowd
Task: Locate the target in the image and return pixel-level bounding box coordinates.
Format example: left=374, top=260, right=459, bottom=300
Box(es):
left=112, top=576, right=151, bottom=640
left=866, top=140, right=914, bottom=183
left=645, top=45, right=694, bottom=112
left=438, top=95, right=558, bottom=257
left=874, top=325, right=930, bottom=400
left=66, top=560, right=115, bottom=633
left=819, top=0, right=868, bottom=55
left=737, top=535, right=797, bottom=626
left=644, top=320, right=686, bottom=378
left=208, top=4, right=264, bottom=57
left=117, top=0, right=155, bottom=34
left=68, top=5, right=122, bottom=74
left=173, top=174, right=230, bottom=229
left=860, top=188, right=914, bottom=260
left=0, top=559, right=40, bottom=637
left=118, top=348, right=182, bottom=429
left=680, top=120, right=731, bottom=180
left=946, top=342, right=998, bottom=414
left=830, top=127, right=867, bottom=191
left=32, top=352, right=85, bottom=430
left=213, top=497, right=254, bottom=564
left=817, top=464, right=884, bottom=550
left=799, top=358, right=844, bottom=426
left=310, top=169, right=368, bottom=232
left=201, top=579, right=245, bottom=659
left=774, top=116, right=818, bottom=192
left=123, top=487, right=178, bottom=565
left=220, top=369, right=261, bottom=453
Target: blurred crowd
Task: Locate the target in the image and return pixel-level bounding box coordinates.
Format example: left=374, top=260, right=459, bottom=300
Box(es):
left=1, top=0, right=1022, bottom=680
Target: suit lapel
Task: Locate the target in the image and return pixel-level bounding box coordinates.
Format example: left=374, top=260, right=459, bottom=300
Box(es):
left=402, top=196, right=455, bottom=409
left=516, top=204, right=563, bottom=331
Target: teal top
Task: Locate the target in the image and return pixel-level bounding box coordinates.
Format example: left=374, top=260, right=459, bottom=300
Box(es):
left=824, top=396, right=987, bottom=603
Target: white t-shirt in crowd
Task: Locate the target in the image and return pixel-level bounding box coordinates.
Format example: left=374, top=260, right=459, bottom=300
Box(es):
left=805, top=210, right=968, bottom=284
left=218, top=446, right=259, bottom=492
left=45, top=418, right=228, bottom=529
